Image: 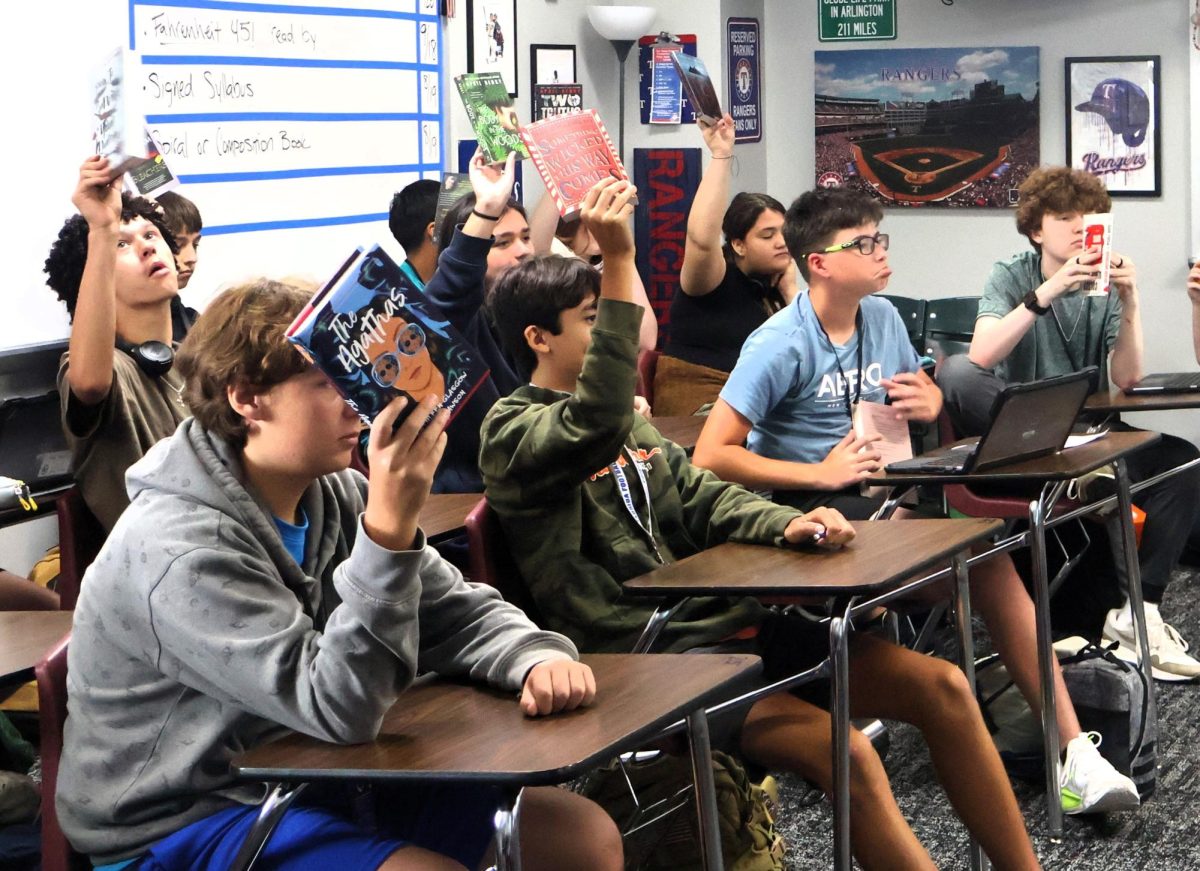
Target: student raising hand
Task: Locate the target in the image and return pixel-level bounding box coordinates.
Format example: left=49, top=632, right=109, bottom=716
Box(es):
left=463, top=147, right=518, bottom=239
left=71, top=155, right=123, bottom=230
left=578, top=178, right=637, bottom=259
left=698, top=112, right=735, bottom=159
left=363, top=394, right=449, bottom=551
left=520, top=659, right=597, bottom=716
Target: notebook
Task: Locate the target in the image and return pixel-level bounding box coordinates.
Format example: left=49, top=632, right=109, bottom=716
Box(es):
left=886, top=368, right=1096, bottom=475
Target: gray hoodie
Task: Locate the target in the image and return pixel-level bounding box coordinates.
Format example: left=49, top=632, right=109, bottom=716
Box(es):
left=57, top=419, right=577, bottom=865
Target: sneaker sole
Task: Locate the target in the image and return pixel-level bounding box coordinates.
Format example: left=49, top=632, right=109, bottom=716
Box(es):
left=1103, top=636, right=1200, bottom=682
left=1063, top=789, right=1141, bottom=815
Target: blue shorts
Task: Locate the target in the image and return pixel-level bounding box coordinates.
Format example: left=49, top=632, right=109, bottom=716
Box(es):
left=127, top=782, right=500, bottom=870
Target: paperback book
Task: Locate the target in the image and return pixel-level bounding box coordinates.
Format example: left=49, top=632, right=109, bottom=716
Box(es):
left=454, top=72, right=530, bottom=163
left=432, top=172, right=473, bottom=244
left=91, top=47, right=147, bottom=179
left=519, top=109, right=630, bottom=218
left=287, top=245, right=490, bottom=428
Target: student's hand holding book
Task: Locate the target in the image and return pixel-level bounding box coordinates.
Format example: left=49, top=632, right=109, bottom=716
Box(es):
left=362, top=394, right=449, bottom=551
left=1108, top=251, right=1138, bottom=301
left=698, top=112, right=735, bottom=159
left=1035, top=244, right=1103, bottom=306
left=520, top=659, right=598, bottom=716
left=579, top=178, right=637, bottom=261
left=72, top=155, right=123, bottom=232
left=783, top=506, right=855, bottom=550
left=464, top=147, right=518, bottom=239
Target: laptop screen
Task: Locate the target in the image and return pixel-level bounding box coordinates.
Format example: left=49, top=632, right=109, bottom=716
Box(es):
left=971, top=369, right=1095, bottom=472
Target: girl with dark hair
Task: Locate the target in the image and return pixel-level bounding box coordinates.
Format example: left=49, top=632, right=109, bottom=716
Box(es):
left=655, top=113, right=798, bottom=416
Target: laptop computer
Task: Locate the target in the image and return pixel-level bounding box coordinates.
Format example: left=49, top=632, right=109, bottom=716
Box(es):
left=886, top=367, right=1096, bottom=475
left=1124, top=372, right=1200, bottom=395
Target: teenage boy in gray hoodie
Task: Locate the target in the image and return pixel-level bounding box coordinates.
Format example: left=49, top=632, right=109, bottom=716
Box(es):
left=56, top=279, right=621, bottom=871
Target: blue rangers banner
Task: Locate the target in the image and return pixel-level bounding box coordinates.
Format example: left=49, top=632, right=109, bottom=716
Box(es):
left=633, top=147, right=702, bottom=347
left=727, top=18, right=762, bottom=143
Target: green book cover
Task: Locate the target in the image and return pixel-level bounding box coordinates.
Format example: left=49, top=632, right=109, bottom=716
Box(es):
left=454, top=72, right=530, bottom=164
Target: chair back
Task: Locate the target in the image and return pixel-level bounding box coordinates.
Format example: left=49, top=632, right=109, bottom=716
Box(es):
left=35, top=633, right=87, bottom=871
left=54, top=488, right=105, bottom=611
left=465, top=498, right=547, bottom=625
left=924, top=296, right=980, bottom=363
left=636, top=349, right=660, bottom=408
left=880, top=294, right=927, bottom=353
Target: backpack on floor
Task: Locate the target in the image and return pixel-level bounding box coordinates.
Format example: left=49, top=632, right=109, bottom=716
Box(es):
left=975, top=637, right=1156, bottom=798
left=581, top=749, right=785, bottom=871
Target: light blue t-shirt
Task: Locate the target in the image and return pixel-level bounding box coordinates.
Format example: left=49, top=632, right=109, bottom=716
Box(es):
left=720, top=290, right=919, bottom=465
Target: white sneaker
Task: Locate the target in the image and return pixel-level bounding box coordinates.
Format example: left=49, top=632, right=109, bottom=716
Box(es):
left=1060, top=732, right=1141, bottom=815
left=1102, top=606, right=1200, bottom=681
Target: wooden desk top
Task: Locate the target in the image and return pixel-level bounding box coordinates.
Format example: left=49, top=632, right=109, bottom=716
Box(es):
left=233, top=653, right=760, bottom=786
left=865, top=430, right=1160, bottom=487
left=1085, top=388, right=1200, bottom=413
left=419, top=493, right=483, bottom=542
left=623, top=518, right=1002, bottom=597
left=653, top=416, right=706, bottom=452
left=0, top=610, right=71, bottom=683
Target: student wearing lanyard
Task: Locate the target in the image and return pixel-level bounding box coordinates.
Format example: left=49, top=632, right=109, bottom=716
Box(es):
left=938, top=165, right=1200, bottom=680
left=695, top=185, right=1141, bottom=816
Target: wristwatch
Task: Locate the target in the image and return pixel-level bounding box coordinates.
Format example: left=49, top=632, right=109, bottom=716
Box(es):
left=1022, top=290, right=1050, bottom=316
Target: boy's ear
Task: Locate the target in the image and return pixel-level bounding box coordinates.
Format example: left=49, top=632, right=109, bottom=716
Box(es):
left=523, top=324, right=551, bottom=356
left=227, top=381, right=268, bottom=424
left=424, top=221, right=436, bottom=245
left=806, top=252, right=830, bottom=279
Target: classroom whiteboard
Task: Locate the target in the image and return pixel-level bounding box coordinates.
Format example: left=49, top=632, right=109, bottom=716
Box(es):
left=4, top=0, right=444, bottom=354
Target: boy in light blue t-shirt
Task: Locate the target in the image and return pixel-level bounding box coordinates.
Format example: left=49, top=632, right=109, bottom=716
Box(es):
left=693, top=186, right=1141, bottom=816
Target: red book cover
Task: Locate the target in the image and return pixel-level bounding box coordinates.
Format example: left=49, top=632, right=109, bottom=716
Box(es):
left=519, top=110, right=629, bottom=218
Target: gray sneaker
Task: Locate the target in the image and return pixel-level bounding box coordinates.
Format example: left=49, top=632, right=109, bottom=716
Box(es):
left=1102, top=607, right=1200, bottom=682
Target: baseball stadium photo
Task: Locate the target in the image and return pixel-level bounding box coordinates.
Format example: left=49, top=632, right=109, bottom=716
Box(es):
left=814, top=47, right=1040, bottom=207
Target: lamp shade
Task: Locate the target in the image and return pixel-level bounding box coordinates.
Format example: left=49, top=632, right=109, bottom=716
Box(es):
left=586, top=5, right=657, bottom=42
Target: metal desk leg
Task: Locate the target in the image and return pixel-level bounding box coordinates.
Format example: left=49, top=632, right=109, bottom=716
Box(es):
left=493, top=788, right=524, bottom=871
left=1113, top=459, right=1159, bottom=726
left=1028, top=496, right=1064, bottom=838
left=830, top=598, right=853, bottom=871
left=229, top=782, right=308, bottom=871
left=686, top=708, right=725, bottom=871
left=953, top=555, right=990, bottom=871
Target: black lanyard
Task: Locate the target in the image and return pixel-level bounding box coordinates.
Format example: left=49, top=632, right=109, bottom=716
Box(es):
left=814, top=308, right=865, bottom=419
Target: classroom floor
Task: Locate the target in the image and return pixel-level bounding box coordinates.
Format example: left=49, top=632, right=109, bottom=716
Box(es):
left=772, top=565, right=1200, bottom=869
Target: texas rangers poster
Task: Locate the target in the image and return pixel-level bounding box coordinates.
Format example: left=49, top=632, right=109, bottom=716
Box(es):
left=1066, top=56, right=1160, bottom=197
left=814, top=47, right=1040, bottom=207
left=727, top=18, right=761, bottom=143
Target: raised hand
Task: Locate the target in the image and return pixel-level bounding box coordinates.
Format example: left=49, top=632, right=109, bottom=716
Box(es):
left=698, top=112, right=735, bottom=158
left=71, top=155, right=123, bottom=231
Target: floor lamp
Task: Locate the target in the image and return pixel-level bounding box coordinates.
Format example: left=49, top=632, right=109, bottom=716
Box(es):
left=586, top=5, right=657, bottom=164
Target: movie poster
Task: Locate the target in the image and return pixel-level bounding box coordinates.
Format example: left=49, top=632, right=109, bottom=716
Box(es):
left=814, top=47, right=1040, bottom=208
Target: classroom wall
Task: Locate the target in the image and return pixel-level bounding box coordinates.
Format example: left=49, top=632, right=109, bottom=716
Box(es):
left=762, top=0, right=1199, bottom=443
left=443, top=0, right=767, bottom=207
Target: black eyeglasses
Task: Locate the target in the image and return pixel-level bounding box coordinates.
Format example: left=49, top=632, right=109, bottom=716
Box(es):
left=810, top=232, right=890, bottom=257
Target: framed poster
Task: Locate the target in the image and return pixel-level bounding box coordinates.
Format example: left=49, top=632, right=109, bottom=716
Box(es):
left=1192, top=2, right=1200, bottom=255
left=727, top=18, right=761, bottom=143
left=529, top=43, right=576, bottom=118
left=813, top=47, right=1040, bottom=207
left=1066, top=56, right=1160, bottom=197
left=467, top=0, right=517, bottom=96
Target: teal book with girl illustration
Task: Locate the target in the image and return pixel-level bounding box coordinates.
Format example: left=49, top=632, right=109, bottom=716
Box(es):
left=287, top=245, right=491, bottom=428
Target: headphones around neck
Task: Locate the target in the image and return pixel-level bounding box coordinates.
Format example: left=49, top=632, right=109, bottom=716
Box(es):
left=116, top=338, right=175, bottom=378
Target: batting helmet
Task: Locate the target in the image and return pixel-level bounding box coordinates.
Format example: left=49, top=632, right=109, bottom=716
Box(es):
left=1074, top=78, right=1149, bottom=148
